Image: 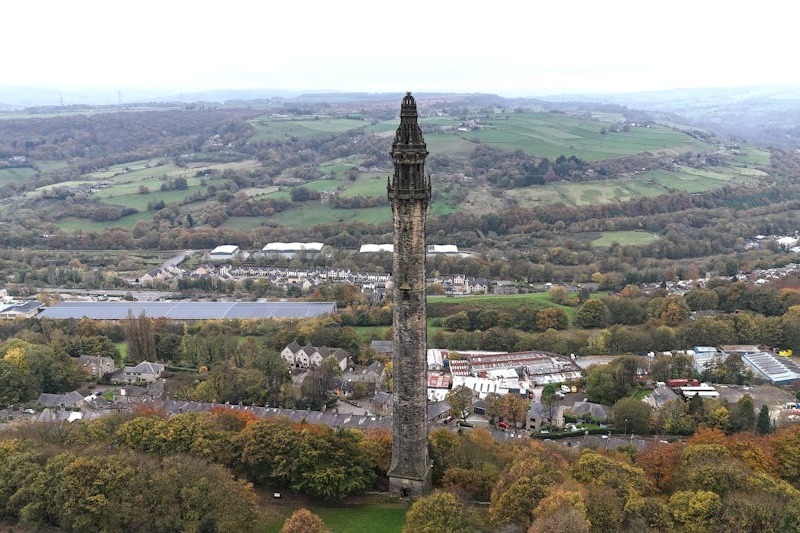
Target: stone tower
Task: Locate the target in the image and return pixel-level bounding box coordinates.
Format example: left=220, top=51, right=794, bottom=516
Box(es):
left=387, top=92, right=432, bottom=497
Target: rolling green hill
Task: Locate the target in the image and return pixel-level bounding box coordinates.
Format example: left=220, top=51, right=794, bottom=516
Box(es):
left=0, top=95, right=775, bottom=235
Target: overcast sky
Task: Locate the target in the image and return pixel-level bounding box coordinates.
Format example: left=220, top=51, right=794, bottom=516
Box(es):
left=3, top=0, right=796, bottom=97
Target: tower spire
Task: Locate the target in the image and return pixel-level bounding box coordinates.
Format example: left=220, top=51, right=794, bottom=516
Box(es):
left=387, top=92, right=432, bottom=497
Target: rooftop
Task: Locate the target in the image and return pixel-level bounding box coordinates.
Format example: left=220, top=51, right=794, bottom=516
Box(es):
left=38, top=301, right=337, bottom=321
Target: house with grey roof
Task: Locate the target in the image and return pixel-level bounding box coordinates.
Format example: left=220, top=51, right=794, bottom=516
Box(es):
left=370, top=340, right=393, bottom=356
left=372, top=391, right=393, bottom=416
left=38, top=301, right=337, bottom=322
left=341, top=361, right=386, bottom=395
left=118, top=361, right=165, bottom=383
left=36, top=391, right=84, bottom=409
left=78, top=355, right=116, bottom=379
left=281, top=342, right=349, bottom=371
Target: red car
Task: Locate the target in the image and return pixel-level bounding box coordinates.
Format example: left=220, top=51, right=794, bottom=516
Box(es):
left=497, top=421, right=509, bottom=430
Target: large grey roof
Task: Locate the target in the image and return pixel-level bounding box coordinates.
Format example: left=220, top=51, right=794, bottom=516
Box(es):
left=38, top=301, right=337, bottom=320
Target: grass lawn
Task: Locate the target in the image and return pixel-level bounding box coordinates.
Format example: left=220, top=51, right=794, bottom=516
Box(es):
left=56, top=211, right=153, bottom=232
left=261, top=497, right=407, bottom=533
left=34, top=160, right=70, bottom=173
left=340, top=173, right=387, bottom=197
left=223, top=216, right=265, bottom=230
left=354, top=326, right=390, bottom=340
left=632, top=388, right=654, bottom=400
left=98, top=186, right=205, bottom=210
left=268, top=205, right=391, bottom=227
left=593, top=231, right=660, bottom=247
left=249, top=116, right=367, bottom=142
left=454, top=112, right=713, bottom=161
left=311, top=502, right=407, bottom=533
left=115, top=342, right=128, bottom=363
left=0, top=167, right=37, bottom=184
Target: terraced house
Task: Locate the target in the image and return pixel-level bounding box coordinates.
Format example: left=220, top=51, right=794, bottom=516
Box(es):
left=281, top=341, right=349, bottom=372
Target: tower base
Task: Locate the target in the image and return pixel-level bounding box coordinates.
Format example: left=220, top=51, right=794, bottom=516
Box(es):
left=388, top=468, right=432, bottom=498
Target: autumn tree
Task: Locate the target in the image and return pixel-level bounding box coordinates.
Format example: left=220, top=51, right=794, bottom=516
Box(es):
left=541, top=384, right=559, bottom=428
left=535, top=307, right=568, bottom=331
left=575, top=299, right=610, bottom=328
left=669, top=490, right=721, bottom=532
left=446, top=385, right=474, bottom=422
left=685, top=287, right=719, bottom=311
left=496, top=393, right=529, bottom=428
left=292, top=426, right=374, bottom=499
left=611, top=397, right=652, bottom=435
left=585, top=365, right=617, bottom=405
left=280, top=509, right=328, bottom=533
left=490, top=442, right=567, bottom=529
left=637, top=441, right=682, bottom=492
left=483, top=392, right=502, bottom=423
left=649, top=352, right=696, bottom=382
left=403, top=491, right=470, bottom=533
left=530, top=484, right=591, bottom=533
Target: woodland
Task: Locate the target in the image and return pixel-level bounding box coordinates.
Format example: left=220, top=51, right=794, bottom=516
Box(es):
left=3, top=409, right=800, bottom=532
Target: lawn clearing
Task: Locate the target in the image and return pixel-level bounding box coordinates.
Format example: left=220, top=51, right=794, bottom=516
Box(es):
left=56, top=211, right=153, bottom=232
left=262, top=501, right=407, bottom=533
left=453, top=112, right=714, bottom=161
left=268, top=205, right=390, bottom=227
left=311, top=502, right=407, bottom=533
left=249, top=116, right=367, bottom=141
left=98, top=185, right=205, bottom=210
left=34, top=160, right=70, bottom=173
left=593, top=230, right=660, bottom=247
left=340, top=173, right=387, bottom=197
left=0, top=167, right=36, bottom=184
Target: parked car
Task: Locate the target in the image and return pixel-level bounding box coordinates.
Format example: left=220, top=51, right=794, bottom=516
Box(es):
left=497, top=421, right=510, bottom=430
left=442, top=415, right=454, bottom=424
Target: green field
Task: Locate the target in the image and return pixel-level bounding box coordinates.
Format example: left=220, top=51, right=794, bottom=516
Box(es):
left=506, top=179, right=660, bottom=208
left=463, top=113, right=713, bottom=160
left=222, top=216, right=264, bottom=230
left=367, top=112, right=714, bottom=162
left=425, top=132, right=479, bottom=158
left=264, top=501, right=408, bottom=533
left=34, top=160, right=70, bottom=173
left=644, top=165, right=758, bottom=193
left=502, top=162, right=762, bottom=209
left=249, top=116, right=368, bottom=141
left=312, top=502, right=407, bottom=533
left=731, top=147, right=771, bottom=166
left=56, top=211, right=153, bottom=231
left=0, top=167, right=37, bottom=184
left=593, top=231, right=660, bottom=247
left=302, top=178, right=342, bottom=193
left=319, top=156, right=363, bottom=178
left=99, top=186, right=205, bottom=211
left=269, top=205, right=391, bottom=227
left=340, top=173, right=387, bottom=198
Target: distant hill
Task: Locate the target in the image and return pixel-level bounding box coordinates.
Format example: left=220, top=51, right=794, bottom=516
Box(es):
left=0, top=86, right=305, bottom=108
left=540, top=85, right=800, bottom=148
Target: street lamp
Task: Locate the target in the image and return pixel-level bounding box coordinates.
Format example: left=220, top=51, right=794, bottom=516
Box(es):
left=624, top=418, right=628, bottom=436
